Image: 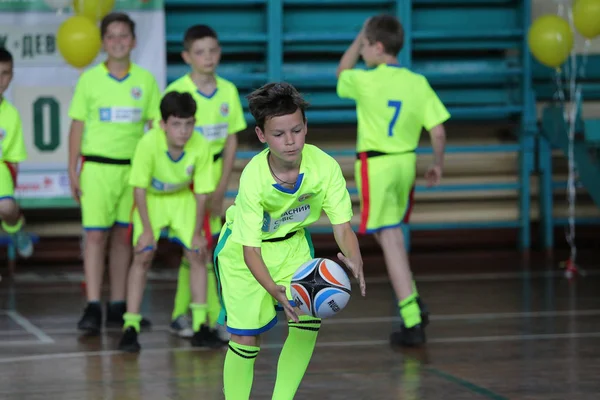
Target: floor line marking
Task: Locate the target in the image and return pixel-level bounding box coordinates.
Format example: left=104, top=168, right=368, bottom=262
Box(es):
left=2, top=308, right=598, bottom=333
left=0, top=331, right=599, bottom=364
left=5, top=310, right=55, bottom=344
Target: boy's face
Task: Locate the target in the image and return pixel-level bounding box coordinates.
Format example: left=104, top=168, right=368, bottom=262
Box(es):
left=182, top=37, right=221, bottom=75
left=360, top=36, right=382, bottom=67
left=0, top=61, right=13, bottom=97
left=256, top=109, right=306, bottom=165
left=161, top=115, right=196, bottom=149
left=102, top=22, right=136, bottom=61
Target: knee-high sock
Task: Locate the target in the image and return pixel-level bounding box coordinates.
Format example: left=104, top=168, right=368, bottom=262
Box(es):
left=171, top=258, right=191, bottom=320
left=223, top=341, right=260, bottom=400
left=272, top=315, right=321, bottom=400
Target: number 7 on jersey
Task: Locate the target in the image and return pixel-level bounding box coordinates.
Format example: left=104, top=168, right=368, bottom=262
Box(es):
left=387, top=100, right=402, bottom=137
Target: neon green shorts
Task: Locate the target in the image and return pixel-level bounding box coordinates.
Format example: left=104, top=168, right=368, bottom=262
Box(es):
left=0, top=162, right=16, bottom=200
left=80, top=161, right=133, bottom=230
left=355, top=152, right=417, bottom=234
left=132, top=190, right=197, bottom=250
left=214, top=227, right=315, bottom=336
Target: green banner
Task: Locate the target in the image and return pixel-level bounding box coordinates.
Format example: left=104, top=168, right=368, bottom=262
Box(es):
left=0, top=0, right=163, bottom=12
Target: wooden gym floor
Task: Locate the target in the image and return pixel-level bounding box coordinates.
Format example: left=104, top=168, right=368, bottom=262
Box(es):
left=0, top=244, right=599, bottom=399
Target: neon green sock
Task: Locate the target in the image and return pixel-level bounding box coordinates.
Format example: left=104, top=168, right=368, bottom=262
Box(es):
left=206, top=267, right=221, bottom=328
left=399, top=293, right=421, bottom=328
left=123, top=312, right=142, bottom=332
left=2, top=216, right=23, bottom=234
left=171, top=258, right=192, bottom=320
left=224, top=342, right=259, bottom=399
left=190, top=303, right=207, bottom=332
left=272, top=315, right=321, bottom=400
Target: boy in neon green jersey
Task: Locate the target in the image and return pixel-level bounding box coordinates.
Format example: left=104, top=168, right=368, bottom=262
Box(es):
left=215, top=82, right=366, bottom=399
left=68, top=12, right=160, bottom=335
left=163, top=25, right=246, bottom=342
left=118, top=91, right=220, bottom=352
left=0, top=48, right=33, bottom=262
left=337, top=15, right=449, bottom=347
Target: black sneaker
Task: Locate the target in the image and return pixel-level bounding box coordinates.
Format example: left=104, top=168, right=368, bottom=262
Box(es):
left=191, top=325, right=227, bottom=348
left=390, top=324, right=426, bottom=347
left=118, top=327, right=141, bottom=353
left=105, top=302, right=152, bottom=329
left=77, top=303, right=102, bottom=334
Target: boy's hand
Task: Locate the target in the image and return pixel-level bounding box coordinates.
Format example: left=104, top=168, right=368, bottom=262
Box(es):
left=135, top=230, right=156, bottom=253
left=191, top=233, right=207, bottom=257
left=69, top=171, right=81, bottom=203
left=268, top=284, right=299, bottom=323
left=337, top=252, right=366, bottom=297
left=425, top=164, right=442, bottom=187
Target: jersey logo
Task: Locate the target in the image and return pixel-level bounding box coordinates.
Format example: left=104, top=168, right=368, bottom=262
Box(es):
left=0, top=128, right=5, bottom=141
left=99, top=107, right=143, bottom=123
left=220, top=102, right=229, bottom=117
left=196, top=123, right=228, bottom=141
left=131, top=87, right=142, bottom=100
left=186, top=165, right=194, bottom=176
left=297, top=193, right=314, bottom=202
left=262, top=204, right=311, bottom=233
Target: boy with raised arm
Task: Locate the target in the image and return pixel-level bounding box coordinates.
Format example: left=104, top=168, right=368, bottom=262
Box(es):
left=337, top=14, right=449, bottom=347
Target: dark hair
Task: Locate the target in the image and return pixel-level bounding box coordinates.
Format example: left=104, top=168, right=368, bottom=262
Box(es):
left=0, top=48, right=13, bottom=64
left=160, top=91, right=197, bottom=121
left=246, top=82, right=310, bottom=131
left=100, top=12, right=136, bottom=39
left=183, top=25, right=218, bottom=51
left=364, top=14, right=404, bottom=57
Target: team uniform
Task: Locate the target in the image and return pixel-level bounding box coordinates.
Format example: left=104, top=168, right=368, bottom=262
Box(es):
left=128, top=128, right=215, bottom=248
left=69, top=62, right=161, bottom=230
left=337, top=63, right=450, bottom=234
left=0, top=99, right=27, bottom=201
left=214, top=144, right=352, bottom=334
left=162, top=74, right=247, bottom=236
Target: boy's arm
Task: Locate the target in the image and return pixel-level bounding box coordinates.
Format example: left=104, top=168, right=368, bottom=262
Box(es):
left=133, top=187, right=152, bottom=233
left=243, top=245, right=298, bottom=322
left=145, top=77, right=162, bottom=130
left=337, top=19, right=369, bottom=77
left=3, top=111, right=27, bottom=170
left=332, top=222, right=365, bottom=296
left=211, top=133, right=237, bottom=215
left=421, top=78, right=450, bottom=186
left=67, top=74, right=88, bottom=201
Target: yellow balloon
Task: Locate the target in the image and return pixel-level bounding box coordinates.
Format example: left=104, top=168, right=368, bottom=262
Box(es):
left=573, top=0, right=600, bottom=39
left=528, top=15, right=574, bottom=68
left=72, top=0, right=116, bottom=22
left=57, top=16, right=101, bottom=69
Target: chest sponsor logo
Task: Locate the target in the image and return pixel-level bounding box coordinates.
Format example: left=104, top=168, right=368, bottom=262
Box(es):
left=220, top=102, right=229, bottom=117
left=297, top=193, right=314, bottom=202
left=99, top=107, right=142, bottom=123
left=151, top=178, right=192, bottom=193
left=131, top=87, right=142, bottom=100
left=194, top=123, right=228, bottom=141
left=262, top=204, right=311, bottom=233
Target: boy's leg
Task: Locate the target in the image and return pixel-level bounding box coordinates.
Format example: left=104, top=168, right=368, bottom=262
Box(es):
left=170, top=192, right=223, bottom=348
left=217, top=228, right=279, bottom=399
left=355, top=154, right=426, bottom=346
left=77, top=162, right=121, bottom=334
left=169, top=256, right=194, bottom=338
left=0, top=162, right=33, bottom=258
left=118, top=195, right=164, bottom=353
left=268, top=231, right=321, bottom=400
left=106, top=179, right=151, bottom=328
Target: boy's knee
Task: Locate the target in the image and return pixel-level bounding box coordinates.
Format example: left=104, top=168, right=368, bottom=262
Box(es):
left=133, top=251, right=154, bottom=271
left=230, top=333, right=259, bottom=347
left=0, top=198, right=18, bottom=220
left=186, top=250, right=205, bottom=269
left=85, top=229, right=108, bottom=246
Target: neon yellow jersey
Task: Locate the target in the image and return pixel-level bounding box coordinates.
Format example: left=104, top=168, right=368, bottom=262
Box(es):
left=226, top=144, right=352, bottom=248
left=158, top=74, right=247, bottom=157
left=0, top=99, right=27, bottom=163
left=129, top=128, right=215, bottom=196
left=337, top=64, right=450, bottom=153
left=68, top=62, right=161, bottom=160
